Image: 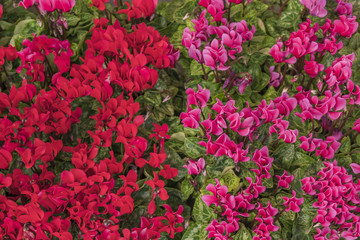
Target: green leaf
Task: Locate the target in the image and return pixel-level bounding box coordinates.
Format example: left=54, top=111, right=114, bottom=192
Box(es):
left=257, top=18, right=266, bottom=33
left=292, top=201, right=317, bottom=237
left=263, top=86, right=278, bottom=101
left=184, top=138, right=206, bottom=159
left=181, top=175, right=195, bottom=200
left=335, top=153, right=352, bottom=167
left=292, top=151, right=316, bottom=169
left=192, top=193, right=215, bottom=223
left=181, top=222, right=208, bottom=240
left=190, top=60, right=208, bottom=76
left=144, top=91, right=162, bottom=106
left=339, top=136, right=351, bottom=154
left=232, top=223, right=252, bottom=240
left=221, top=168, right=240, bottom=192
left=350, top=33, right=360, bottom=50
left=173, top=1, right=197, bottom=24
left=273, top=143, right=295, bottom=170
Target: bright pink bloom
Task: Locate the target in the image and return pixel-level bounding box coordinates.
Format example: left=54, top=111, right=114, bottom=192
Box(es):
left=269, top=41, right=296, bottom=64
left=274, top=92, right=297, bottom=117
left=353, top=118, right=360, bottom=132
left=244, top=176, right=266, bottom=199
left=276, top=171, right=294, bottom=188
left=335, top=0, right=353, bottom=15
left=269, top=65, right=283, bottom=87
left=202, top=179, right=228, bottom=207
left=183, top=158, right=206, bottom=175
left=350, top=163, right=360, bottom=174
left=180, top=109, right=201, bottom=129
left=304, top=60, right=324, bottom=78
left=282, top=190, right=304, bottom=212
left=299, top=133, right=318, bottom=152
left=318, top=36, right=343, bottom=56
left=90, top=0, right=109, bottom=11
left=203, top=39, right=229, bottom=71
left=343, top=80, right=360, bottom=105
left=299, top=0, right=327, bottom=17
left=199, top=0, right=225, bottom=22
left=186, top=85, right=210, bottom=108
left=333, top=15, right=358, bottom=38
left=315, top=136, right=341, bottom=159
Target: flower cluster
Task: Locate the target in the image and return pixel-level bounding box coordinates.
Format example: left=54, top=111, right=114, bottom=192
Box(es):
left=17, top=35, right=73, bottom=82
left=19, top=0, right=75, bottom=12
left=0, top=1, right=182, bottom=238
left=182, top=0, right=255, bottom=72
left=302, top=161, right=360, bottom=239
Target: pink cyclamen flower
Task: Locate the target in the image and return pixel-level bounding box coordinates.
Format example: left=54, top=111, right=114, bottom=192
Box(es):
left=269, top=40, right=296, bottom=64
left=199, top=0, right=225, bottom=22
left=304, top=60, right=324, bottom=78
left=276, top=171, right=294, bottom=188
left=19, top=0, right=76, bottom=12
left=203, top=39, right=229, bottom=71
left=274, top=92, right=297, bottom=117
left=269, top=66, right=283, bottom=88
left=183, top=158, right=206, bottom=175
left=282, top=190, right=304, bottom=212
left=333, top=15, right=359, bottom=38
left=299, top=0, right=327, bottom=17
left=353, top=118, right=360, bottom=132
left=335, top=0, right=353, bottom=15
left=186, top=85, right=210, bottom=108
left=315, top=136, right=341, bottom=160
left=350, top=163, right=360, bottom=174
left=180, top=108, right=201, bottom=129
left=202, top=178, right=228, bottom=207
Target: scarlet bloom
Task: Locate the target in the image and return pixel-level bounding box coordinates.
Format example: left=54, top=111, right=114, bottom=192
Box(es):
left=90, top=0, right=109, bottom=11
left=159, top=165, right=178, bottom=179
left=0, top=4, right=3, bottom=19
left=118, top=0, right=157, bottom=20
left=146, top=172, right=169, bottom=214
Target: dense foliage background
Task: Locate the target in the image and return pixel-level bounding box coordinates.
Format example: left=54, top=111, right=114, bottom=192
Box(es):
left=0, top=0, right=360, bottom=239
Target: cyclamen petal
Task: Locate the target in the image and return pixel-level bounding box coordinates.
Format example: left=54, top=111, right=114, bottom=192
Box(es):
left=350, top=163, right=360, bottom=174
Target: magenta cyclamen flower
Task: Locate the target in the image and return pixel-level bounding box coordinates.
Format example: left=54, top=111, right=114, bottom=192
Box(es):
left=282, top=191, right=304, bottom=213
left=186, top=85, right=210, bottom=108
left=183, top=158, right=206, bottom=175
left=203, top=39, right=229, bottom=71
left=244, top=176, right=266, bottom=199
left=179, top=108, right=201, bottom=129
left=304, top=60, right=324, bottom=78
left=269, top=40, right=296, bottom=64
left=315, top=136, right=341, bottom=159
left=205, top=219, right=229, bottom=240
left=299, top=0, right=327, bottom=17
left=19, top=0, right=76, bottom=12
left=274, top=92, right=297, bottom=117
left=335, top=0, right=353, bottom=15
left=349, top=163, right=360, bottom=174
left=198, top=0, right=225, bottom=22
left=352, top=118, right=360, bottom=133
left=276, top=171, right=294, bottom=188
left=333, top=15, right=359, bottom=38
left=202, top=178, right=228, bottom=207
left=269, top=66, right=283, bottom=88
